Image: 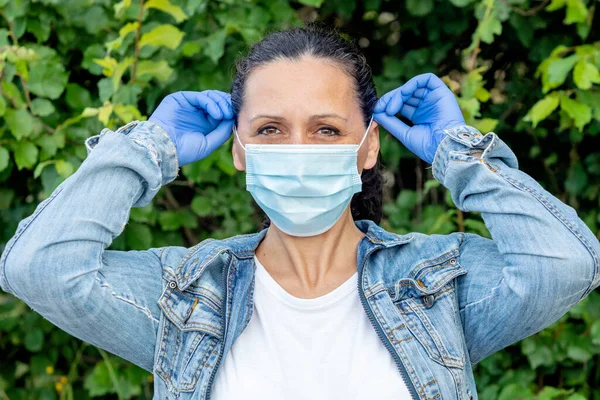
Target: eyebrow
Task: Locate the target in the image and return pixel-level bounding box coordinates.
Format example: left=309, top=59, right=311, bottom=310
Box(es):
left=249, top=113, right=348, bottom=122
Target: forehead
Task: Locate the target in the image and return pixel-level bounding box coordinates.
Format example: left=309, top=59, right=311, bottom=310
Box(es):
left=242, top=56, right=359, bottom=116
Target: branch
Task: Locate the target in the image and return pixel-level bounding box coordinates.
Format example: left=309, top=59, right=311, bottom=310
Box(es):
left=130, top=0, right=145, bottom=83
left=163, top=186, right=199, bottom=245
left=512, top=0, right=550, bottom=16
left=468, top=0, right=494, bottom=72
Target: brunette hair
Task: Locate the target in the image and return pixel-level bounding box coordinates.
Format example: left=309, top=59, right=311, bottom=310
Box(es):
left=230, top=24, right=384, bottom=225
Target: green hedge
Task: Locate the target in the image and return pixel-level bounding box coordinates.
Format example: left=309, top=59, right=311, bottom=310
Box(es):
left=0, top=0, right=599, bottom=398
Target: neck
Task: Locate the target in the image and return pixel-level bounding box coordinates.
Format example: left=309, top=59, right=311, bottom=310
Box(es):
left=255, top=208, right=365, bottom=298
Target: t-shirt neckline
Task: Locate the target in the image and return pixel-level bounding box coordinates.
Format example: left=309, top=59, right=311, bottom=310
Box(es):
left=253, top=255, right=358, bottom=311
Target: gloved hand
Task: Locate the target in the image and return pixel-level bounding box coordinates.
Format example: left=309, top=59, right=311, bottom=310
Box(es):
left=373, top=73, right=465, bottom=165
left=149, top=90, right=234, bottom=167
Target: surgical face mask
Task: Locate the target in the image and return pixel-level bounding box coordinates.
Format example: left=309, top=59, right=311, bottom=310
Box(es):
left=234, top=116, right=373, bottom=237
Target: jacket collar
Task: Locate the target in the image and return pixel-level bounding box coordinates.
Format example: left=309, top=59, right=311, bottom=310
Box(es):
left=175, top=220, right=413, bottom=290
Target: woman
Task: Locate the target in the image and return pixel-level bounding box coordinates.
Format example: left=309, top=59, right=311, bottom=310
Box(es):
left=0, top=25, right=598, bottom=400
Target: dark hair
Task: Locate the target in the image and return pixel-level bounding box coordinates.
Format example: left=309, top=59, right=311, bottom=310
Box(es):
left=231, top=24, right=384, bottom=225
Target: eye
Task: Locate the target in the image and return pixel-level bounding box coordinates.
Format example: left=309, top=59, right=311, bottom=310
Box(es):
left=257, top=126, right=281, bottom=136
left=318, top=126, right=340, bottom=136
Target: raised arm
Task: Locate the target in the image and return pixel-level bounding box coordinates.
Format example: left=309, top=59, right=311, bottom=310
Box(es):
left=431, top=125, right=599, bottom=364
left=374, top=73, right=600, bottom=365
left=0, top=90, right=234, bottom=371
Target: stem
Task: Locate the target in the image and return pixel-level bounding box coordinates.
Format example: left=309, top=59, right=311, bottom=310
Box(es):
left=511, top=0, right=550, bottom=16
left=66, top=342, right=88, bottom=383
left=469, top=0, right=495, bottom=72
left=163, top=186, right=199, bottom=245
left=415, top=158, right=423, bottom=225
left=1, top=11, right=56, bottom=135
left=130, top=0, right=145, bottom=83
left=456, top=209, right=465, bottom=232
left=98, top=349, right=125, bottom=400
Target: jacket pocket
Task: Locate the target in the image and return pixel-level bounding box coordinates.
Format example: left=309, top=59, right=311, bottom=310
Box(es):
left=390, top=249, right=468, bottom=369
left=155, top=279, right=223, bottom=393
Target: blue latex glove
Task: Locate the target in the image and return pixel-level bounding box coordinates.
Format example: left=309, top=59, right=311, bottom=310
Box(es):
left=373, top=73, right=465, bottom=165
left=148, top=90, right=234, bottom=167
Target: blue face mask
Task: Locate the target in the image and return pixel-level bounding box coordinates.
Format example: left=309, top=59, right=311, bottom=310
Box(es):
left=234, top=116, right=373, bottom=237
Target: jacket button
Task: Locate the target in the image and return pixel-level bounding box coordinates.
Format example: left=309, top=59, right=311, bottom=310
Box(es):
left=449, top=258, right=457, bottom=265
left=168, top=281, right=177, bottom=289
left=423, top=294, right=435, bottom=308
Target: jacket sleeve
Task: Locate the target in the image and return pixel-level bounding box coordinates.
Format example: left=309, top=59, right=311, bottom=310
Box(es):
left=0, top=120, right=180, bottom=372
left=432, top=125, right=600, bottom=365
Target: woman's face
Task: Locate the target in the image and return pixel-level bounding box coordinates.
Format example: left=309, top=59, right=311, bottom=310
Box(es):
left=232, top=55, right=380, bottom=172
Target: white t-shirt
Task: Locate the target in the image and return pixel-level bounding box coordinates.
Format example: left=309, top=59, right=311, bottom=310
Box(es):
left=211, top=255, right=412, bottom=399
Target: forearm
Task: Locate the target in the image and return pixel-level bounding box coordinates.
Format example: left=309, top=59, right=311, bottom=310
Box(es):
left=0, top=121, right=178, bottom=305
left=433, top=126, right=600, bottom=302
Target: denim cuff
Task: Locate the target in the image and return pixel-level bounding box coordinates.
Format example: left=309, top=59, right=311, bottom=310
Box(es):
left=85, top=120, right=179, bottom=186
left=431, top=125, right=510, bottom=185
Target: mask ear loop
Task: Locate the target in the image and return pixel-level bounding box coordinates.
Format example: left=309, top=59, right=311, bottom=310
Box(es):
left=233, top=125, right=246, bottom=151
left=355, top=115, right=374, bottom=153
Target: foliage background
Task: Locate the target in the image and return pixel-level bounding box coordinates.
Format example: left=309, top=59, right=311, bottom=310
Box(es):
left=0, top=0, right=599, bottom=398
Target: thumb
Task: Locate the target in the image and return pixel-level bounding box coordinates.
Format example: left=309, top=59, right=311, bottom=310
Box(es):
left=373, top=112, right=410, bottom=144
left=204, top=119, right=234, bottom=155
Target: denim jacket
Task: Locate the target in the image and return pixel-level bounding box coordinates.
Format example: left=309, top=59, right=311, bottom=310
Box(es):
left=1, top=120, right=599, bottom=400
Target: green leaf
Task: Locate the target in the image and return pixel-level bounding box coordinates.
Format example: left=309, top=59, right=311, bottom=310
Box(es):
left=13, top=140, right=38, bottom=170
left=573, top=60, right=600, bottom=90
left=84, top=361, right=115, bottom=397
left=125, top=223, right=153, bottom=249
left=590, top=320, right=600, bottom=345
left=0, top=188, right=14, bottom=209
left=98, top=78, right=114, bottom=103
left=406, top=0, right=433, bottom=16
left=28, top=61, right=69, bottom=99
left=565, top=162, right=589, bottom=195
left=560, top=95, right=592, bottom=130
left=24, top=328, right=44, bottom=352
left=191, top=196, right=214, bottom=217
left=136, top=60, right=174, bottom=82
left=0, top=146, right=9, bottom=173
left=145, top=0, right=188, bottom=22
left=472, top=118, right=498, bottom=133
left=203, top=29, right=227, bottom=64
left=547, top=0, right=566, bottom=11
left=106, top=22, right=139, bottom=52
left=477, top=15, right=502, bottom=44
left=564, top=0, right=587, bottom=24
left=139, top=24, right=184, bottom=50
left=449, top=0, right=476, bottom=6
left=0, top=95, right=6, bottom=117
left=4, top=108, right=34, bottom=139
left=296, top=0, right=324, bottom=7
left=113, top=104, right=143, bottom=122
left=55, top=160, right=74, bottom=178
left=524, top=93, right=560, bottom=127
left=65, top=83, right=92, bottom=110
left=541, top=54, right=579, bottom=92
left=31, top=98, right=55, bottom=116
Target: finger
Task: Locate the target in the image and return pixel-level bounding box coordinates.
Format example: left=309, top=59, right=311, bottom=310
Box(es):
left=413, top=88, right=427, bottom=99
left=385, top=89, right=405, bottom=116
left=205, top=119, right=235, bottom=154
left=404, top=96, right=421, bottom=108
left=400, top=73, right=444, bottom=98
left=374, top=87, right=400, bottom=114
left=373, top=112, right=410, bottom=143
left=180, top=91, right=222, bottom=120
left=399, top=104, right=417, bottom=121
left=207, top=91, right=234, bottom=120
left=207, top=114, right=218, bottom=126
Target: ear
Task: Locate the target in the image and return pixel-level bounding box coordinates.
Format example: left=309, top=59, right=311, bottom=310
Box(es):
left=232, top=128, right=246, bottom=172
left=362, top=121, right=380, bottom=170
